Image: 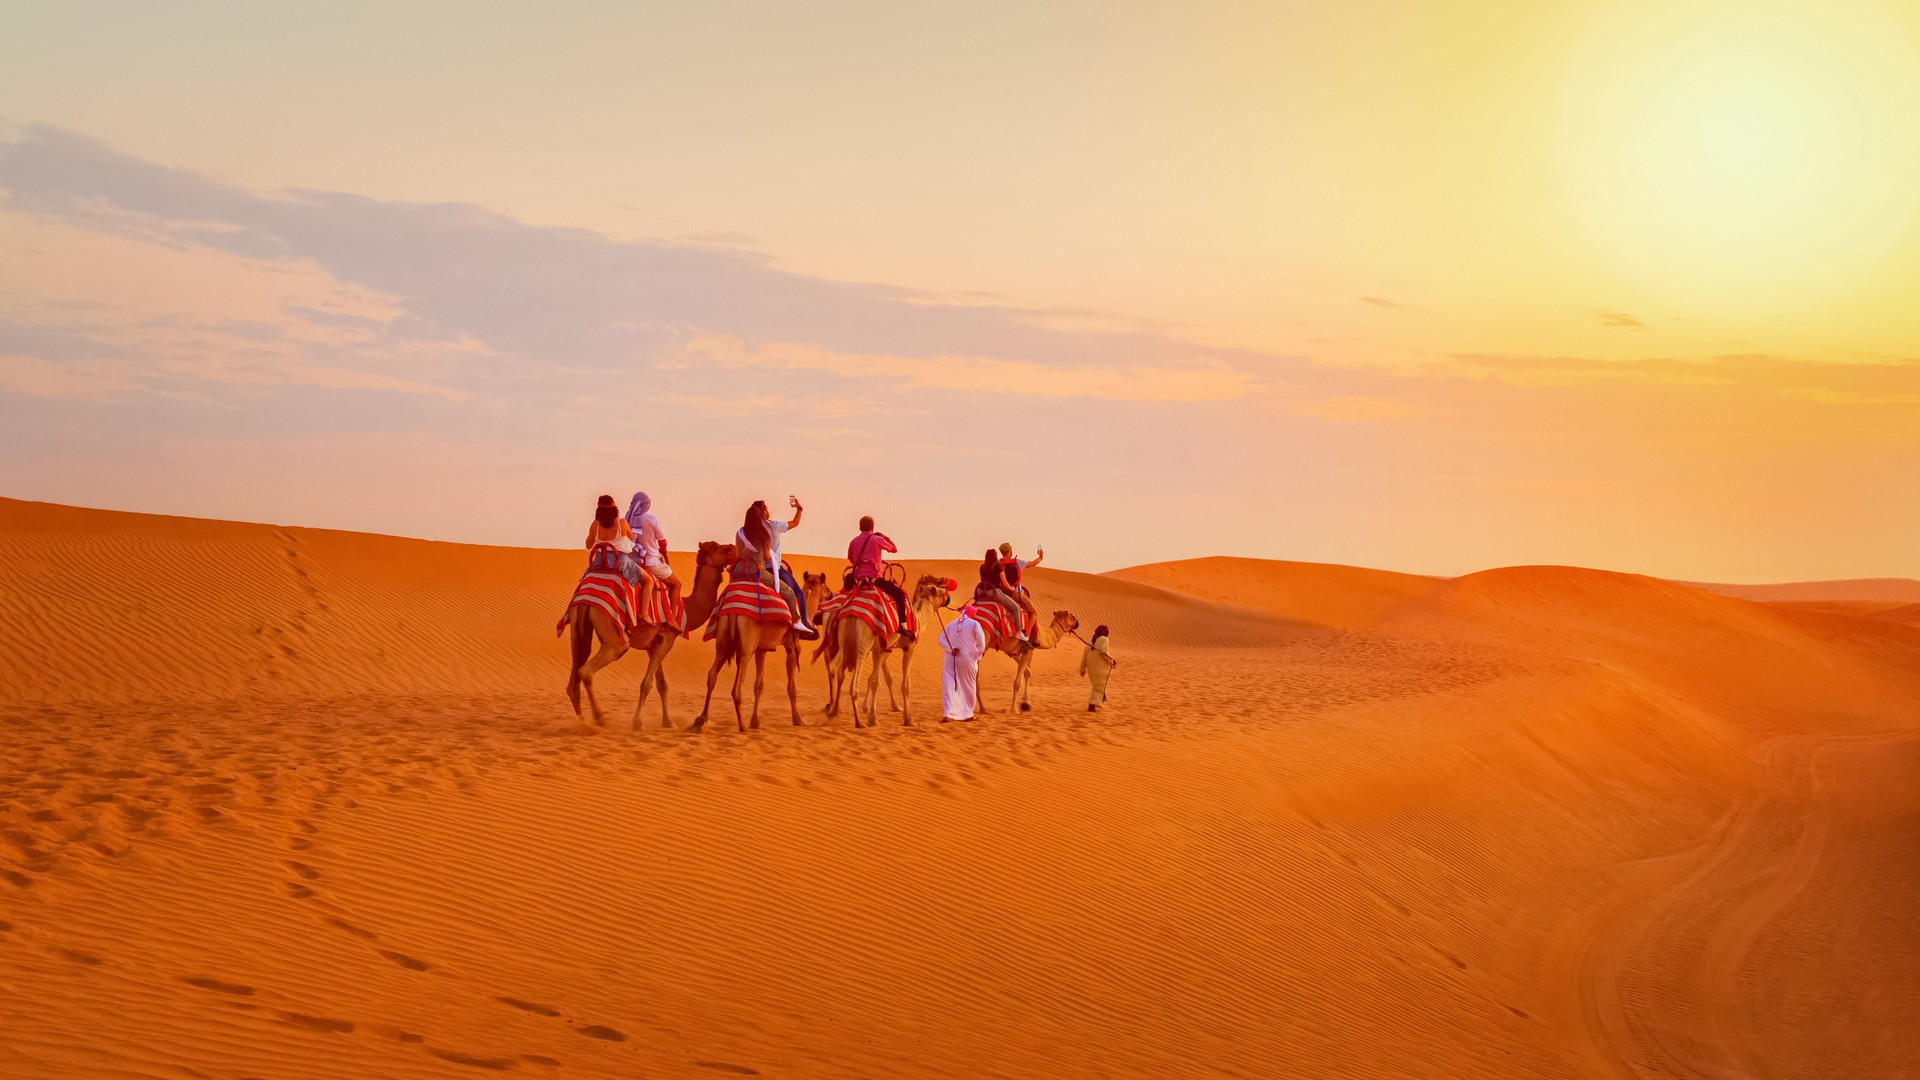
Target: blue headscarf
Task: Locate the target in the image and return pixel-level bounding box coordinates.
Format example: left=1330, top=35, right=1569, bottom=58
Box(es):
left=625, top=491, right=651, bottom=527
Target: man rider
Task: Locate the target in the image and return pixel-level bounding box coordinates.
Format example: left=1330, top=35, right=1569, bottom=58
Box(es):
left=997, top=541, right=1041, bottom=626
left=847, top=516, right=911, bottom=632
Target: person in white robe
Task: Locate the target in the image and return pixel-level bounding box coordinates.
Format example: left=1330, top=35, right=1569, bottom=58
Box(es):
left=939, top=605, right=988, bottom=722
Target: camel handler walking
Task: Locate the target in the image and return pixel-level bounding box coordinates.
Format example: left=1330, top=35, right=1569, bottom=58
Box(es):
left=1079, top=624, right=1116, bottom=712
left=939, top=604, right=988, bottom=722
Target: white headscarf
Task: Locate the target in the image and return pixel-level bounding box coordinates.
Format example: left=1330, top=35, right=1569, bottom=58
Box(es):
left=626, top=491, right=651, bottom=527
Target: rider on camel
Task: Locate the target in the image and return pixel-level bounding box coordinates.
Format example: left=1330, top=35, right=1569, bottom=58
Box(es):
left=977, top=548, right=1031, bottom=641
left=624, top=491, right=678, bottom=617
left=586, top=494, right=650, bottom=609
left=846, top=515, right=910, bottom=633
left=998, top=541, right=1042, bottom=632
left=736, top=497, right=817, bottom=639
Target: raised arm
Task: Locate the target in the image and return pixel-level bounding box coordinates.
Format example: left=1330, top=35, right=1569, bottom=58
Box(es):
left=787, top=495, right=804, bottom=529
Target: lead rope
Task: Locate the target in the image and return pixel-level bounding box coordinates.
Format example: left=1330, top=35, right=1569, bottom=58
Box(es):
left=1068, top=627, right=1118, bottom=669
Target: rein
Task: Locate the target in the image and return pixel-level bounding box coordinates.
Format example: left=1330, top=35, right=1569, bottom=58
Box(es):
left=1068, top=627, right=1118, bottom=669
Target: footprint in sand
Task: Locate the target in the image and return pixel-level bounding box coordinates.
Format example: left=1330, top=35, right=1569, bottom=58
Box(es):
left=576, top=1025, right=626, bottom=1042
left=281, top=1012, right=355, bottom=1034
left=326, top=916, right=379, bottom=940
left=695, top=1063, right=761, bottom=1075
left=284, top=860, right=321, bottom=880
left=379, top=949, right=431, bottom=971
left=182, top=976, right=255, bottom=996
left=430, top=1048, right=517, bottom=1069
left=284, top=882, right=315, bottom=899
left=497, top=997, right=562, bottom=1017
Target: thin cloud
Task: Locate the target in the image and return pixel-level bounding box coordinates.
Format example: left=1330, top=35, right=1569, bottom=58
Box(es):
left=678, top=334, right=1256, bottom=404
left=1596, top=310, right=1646, bottom=330
left=1361, top=295, right=1407, bottom=309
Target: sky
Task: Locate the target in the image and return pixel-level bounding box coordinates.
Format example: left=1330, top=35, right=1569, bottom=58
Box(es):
left=3, top=0, right=1920, bottom=580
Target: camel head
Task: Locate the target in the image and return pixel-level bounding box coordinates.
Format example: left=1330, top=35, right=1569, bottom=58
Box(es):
left=1050, top=609, right=1078, bottom=633
left=696, top=540, right=737, bottom=570
left=912, top=574, right=955, bottom=610
left=801, top=571, right=833, bottom=603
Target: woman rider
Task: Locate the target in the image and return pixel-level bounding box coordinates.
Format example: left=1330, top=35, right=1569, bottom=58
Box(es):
left=585, top=494, right=647, bottom=604
left=735, top=499, right=816, bottom=638
left=624, top=491, right=678, bottom=613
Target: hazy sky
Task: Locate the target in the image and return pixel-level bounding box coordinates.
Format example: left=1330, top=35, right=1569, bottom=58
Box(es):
left=4, top=0, right=1920, bottom=579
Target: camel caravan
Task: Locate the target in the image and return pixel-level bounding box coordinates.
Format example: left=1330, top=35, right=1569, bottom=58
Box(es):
left=560, top=494, right=1085, bottom=733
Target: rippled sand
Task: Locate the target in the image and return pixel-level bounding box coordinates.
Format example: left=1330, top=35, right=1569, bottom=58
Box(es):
left=3, top=497, right=1917, bottom=1078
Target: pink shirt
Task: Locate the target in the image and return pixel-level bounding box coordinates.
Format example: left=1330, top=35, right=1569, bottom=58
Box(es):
left=848, top=531, right=896, bottom=579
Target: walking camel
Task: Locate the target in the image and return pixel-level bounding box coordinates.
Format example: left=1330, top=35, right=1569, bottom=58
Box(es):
left=814, top=575, right=954, bottom=728
left=691, top=544, right=806, bottom=734
left=977, top=608, right=1079, bottom=715
left=566, top=540, right=731, bottom=731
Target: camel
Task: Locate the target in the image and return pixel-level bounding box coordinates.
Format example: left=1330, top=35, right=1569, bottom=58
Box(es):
left=800, top=571, right=835, bottom=626
left=976, top=607, right=1079, bottom=715
left=565, top=541, right=731, bottom=731
left=690, top=546, right=807, bottom=734
left=814, top=575, right=953, bottom=728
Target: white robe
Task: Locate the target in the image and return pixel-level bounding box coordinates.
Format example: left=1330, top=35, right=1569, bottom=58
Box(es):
left=938, top=614, right=988, bottom=720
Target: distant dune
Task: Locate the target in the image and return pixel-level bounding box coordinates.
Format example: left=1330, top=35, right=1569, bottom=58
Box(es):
left=4, top=499, right=1918, bottom=1078
left=1104, top=554, right=1442, bottom=629
left=1684, top=576, right=1920, bottom=604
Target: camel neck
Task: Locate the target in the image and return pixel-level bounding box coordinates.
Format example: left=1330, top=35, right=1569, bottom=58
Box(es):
left=687, top=562, right=724, bottom=627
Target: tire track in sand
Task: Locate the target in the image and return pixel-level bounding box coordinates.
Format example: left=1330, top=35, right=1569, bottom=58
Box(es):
left=1548, top=730, right=1919, bottom=1080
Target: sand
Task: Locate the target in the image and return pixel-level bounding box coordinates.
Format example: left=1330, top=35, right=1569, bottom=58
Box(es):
left=3, top=496, right=1918, bottom=1078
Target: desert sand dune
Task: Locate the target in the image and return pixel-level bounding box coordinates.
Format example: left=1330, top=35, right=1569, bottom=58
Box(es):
left=1106, top=554, right=1443, bottom=629
left=1685, top=576, right=1920, bottom=604
left=4, top=501, right=1919, bottom=1078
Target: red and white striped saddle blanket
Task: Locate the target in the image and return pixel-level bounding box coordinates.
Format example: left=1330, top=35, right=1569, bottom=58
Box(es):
left=967, top=598, right=1022, bottom=644
left=816, top=584, right=918, bottom=647
left=701, top=579, right=794, bottom=641
left=554, top=570, right=686, bottom=647
left=556, top=570, right=639, bottom=646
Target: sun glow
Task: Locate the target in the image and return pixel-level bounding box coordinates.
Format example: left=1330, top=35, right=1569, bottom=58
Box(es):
left=1558, top=0, right=1920, bottom=314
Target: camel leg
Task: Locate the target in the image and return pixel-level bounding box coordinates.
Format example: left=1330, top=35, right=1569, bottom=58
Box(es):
left=847, top=647, right=863, bottom=728
left=733, top=645, right=752, bottom=733
left=632, top=636, right=674, bottom=730
left=786, top=642, right=802, bottom=726
left=899, top=639, right=913, bottom=726
left=693, top=640, right=728, bottom=734
left=1016, top=651, right=1034, bottom=713
left=881, top=652, right=900, bottom=711
left=863, top=646, right=882, bottom=728
left=578, top=615, right=627, bottom=728
left=566, top=609, right=592, bottom=716
left=1009, top=652, right=1025, bottom=716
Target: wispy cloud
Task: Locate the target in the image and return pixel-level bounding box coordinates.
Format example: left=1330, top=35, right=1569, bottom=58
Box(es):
left=0, top=125, right=1271, bottom=400
left=1596, top=310, right=1645, bottom=330
left=675, top=334, right=1256, bottom=403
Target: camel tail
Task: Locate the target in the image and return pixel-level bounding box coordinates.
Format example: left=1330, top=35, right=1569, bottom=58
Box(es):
left=565, top=605, right=591, bottom=713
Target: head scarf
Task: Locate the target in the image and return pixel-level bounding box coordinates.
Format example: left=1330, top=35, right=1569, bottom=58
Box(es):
left=626, top=491, right=651, bottom=526
left=960, top=604, right=979, bottom=618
